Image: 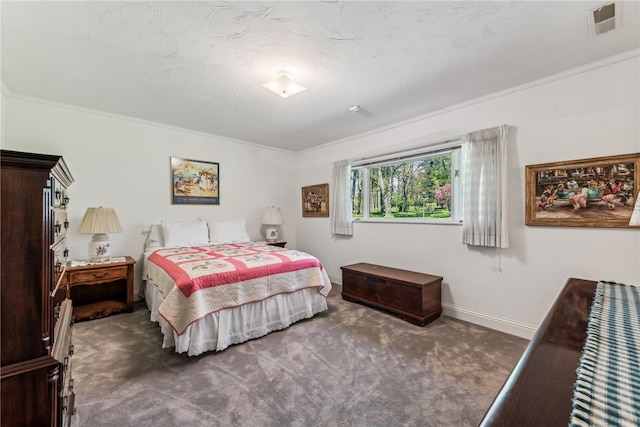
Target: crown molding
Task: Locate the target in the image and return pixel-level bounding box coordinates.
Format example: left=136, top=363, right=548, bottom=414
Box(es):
left=3, top=92, right=294, bottom=154
left=302, top=48, right=640, bottom=155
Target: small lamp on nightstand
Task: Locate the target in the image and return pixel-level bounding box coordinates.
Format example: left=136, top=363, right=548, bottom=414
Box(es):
left=262, top=206, right=284, bottom=242
left=78, top=206, right=122, bottom=259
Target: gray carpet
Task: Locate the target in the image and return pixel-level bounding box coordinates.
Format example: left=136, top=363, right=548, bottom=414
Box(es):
left=70, top=285, right=527, bottom=427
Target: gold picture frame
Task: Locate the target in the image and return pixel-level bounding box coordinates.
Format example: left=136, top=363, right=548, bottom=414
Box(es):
left=302, top=183, right=329, bottom=217
left=525, top=153, right=639, bottom=227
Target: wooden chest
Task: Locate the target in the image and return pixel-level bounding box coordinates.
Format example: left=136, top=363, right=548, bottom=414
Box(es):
left=341, top=263, right=443, bottom=326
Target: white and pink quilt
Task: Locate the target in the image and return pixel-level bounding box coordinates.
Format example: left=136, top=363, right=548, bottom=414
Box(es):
left=146, top=242, right=332, bottom=335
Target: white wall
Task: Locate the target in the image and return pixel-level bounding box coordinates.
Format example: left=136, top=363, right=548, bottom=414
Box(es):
left=295, top=54, right=640, bottom=338
left=2, top=98, right=298, bottom=298
left=2, top=53, right=638, bottom=339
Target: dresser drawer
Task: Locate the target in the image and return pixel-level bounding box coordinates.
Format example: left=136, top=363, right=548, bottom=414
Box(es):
left=53, top=209, right=69, bottom=242
left=52, top=237, right=69, bottom=276
left=69, top=266, right=128, bottom=284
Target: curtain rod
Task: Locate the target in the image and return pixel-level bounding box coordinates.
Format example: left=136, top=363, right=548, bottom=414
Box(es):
left=352, top=137, right=462, bottom=167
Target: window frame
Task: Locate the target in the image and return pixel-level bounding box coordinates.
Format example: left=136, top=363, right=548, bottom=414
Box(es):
left=351, top=141, right=463, bottom=225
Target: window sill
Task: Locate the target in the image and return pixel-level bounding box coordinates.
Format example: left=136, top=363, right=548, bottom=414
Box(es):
left=353, top=218, right=462, bottom=226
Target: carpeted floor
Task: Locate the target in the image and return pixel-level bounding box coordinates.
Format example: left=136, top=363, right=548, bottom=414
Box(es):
left=70, top=285, right=527, bottom=427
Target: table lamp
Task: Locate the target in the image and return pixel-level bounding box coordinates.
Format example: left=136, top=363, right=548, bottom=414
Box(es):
left=262, top=206, right=284, bottom=242
left=78, top=206, right=122, bottom=259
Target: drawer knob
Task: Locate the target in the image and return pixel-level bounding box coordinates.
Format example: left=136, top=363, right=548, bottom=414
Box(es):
left=93, top=272, right=108, bottom=279
left=42, top=334, right=50, bottom=351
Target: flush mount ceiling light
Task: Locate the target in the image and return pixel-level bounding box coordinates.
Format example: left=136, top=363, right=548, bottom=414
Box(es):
left=262, top=71, right=307, bottom=98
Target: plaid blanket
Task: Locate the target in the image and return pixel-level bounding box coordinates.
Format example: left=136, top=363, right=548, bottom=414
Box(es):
left=569, top=280, right=640, bottom=427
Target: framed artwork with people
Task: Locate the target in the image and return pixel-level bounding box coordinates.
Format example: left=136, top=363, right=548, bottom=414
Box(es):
left=525, top=153, right=639, bottom=228
left=302, top=183, right=329, bottom=217
left=171, top=157, right=220, bottom=205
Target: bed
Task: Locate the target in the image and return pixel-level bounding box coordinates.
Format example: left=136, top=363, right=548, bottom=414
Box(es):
left=142, top=219, right=332, bottom=356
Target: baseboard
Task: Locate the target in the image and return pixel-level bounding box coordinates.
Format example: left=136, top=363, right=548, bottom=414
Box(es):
left=442, top=302, right=537, bottom=340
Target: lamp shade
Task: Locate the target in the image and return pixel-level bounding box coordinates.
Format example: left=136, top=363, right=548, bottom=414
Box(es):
left=78, top=207, right=122, bottom=234
left=262, top=206, right=284, bottom=225
left=78, top=207, right=122, bottom=259
left=630, top=192, right=640, bottom=226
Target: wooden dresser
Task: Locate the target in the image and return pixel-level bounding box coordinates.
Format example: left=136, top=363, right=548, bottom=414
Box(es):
left=1, top=150, right=76, bottom=427
left=479, top=278, right=597, bottom=427
left=341, top=263, right=443, bottom=326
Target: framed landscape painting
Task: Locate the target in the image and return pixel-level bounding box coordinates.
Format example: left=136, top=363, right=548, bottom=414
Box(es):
left=302, top=183, right=329, bottom=217
left=525, top=153, right=639, bottom=228
left=171, top=157, right=220, bottom=205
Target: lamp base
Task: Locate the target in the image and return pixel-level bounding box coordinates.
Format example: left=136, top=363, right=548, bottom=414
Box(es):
left=265, top=227, right=278, bottom=242
left=89, top=233, right=112, bottom=259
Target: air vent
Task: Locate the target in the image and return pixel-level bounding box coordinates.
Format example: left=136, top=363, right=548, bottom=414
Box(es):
left=588, top=3, right=620, bottom=37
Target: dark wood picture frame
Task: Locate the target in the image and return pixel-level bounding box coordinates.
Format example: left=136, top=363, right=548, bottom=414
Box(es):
left=302, top=183, right=329, bottom=217
left=171, top=157, right=220, bottom=205
left=525, top=153, right=639, bottom=227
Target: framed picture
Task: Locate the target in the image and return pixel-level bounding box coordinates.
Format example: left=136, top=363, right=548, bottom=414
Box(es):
left=171, top=157, right=219, bottom=205
left=302, top=183, right=329, bottom=217
left=525, top=153, right=639, bottom=227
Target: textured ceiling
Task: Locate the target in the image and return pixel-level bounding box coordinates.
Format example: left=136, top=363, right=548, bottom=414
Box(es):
left=2, top=1, right=639, bottom=152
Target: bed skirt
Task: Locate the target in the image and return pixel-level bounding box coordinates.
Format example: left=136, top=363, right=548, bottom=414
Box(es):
left=144, top=279, right=328, bottom=356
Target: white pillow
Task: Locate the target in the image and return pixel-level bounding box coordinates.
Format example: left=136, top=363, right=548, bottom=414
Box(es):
left=144, top=224, right=164, bottom=250
left=161, top=219, right=209, bottom=247
left=207, top=219, right=251, bottom=244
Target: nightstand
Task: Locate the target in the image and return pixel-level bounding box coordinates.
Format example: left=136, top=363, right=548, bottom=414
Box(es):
left=62, top=256, right=135, bottom=321
left=267, top=241, right=287, bottom=248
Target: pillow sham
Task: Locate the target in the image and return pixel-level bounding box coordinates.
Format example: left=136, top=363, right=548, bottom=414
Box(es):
left=144, top=224, right=164, bottom=250
left=161, top=219, right=209, bottom=247
left=207, top=219, right=251, bottom=244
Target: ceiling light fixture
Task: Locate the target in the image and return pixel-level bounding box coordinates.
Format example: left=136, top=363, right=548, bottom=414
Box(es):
left=349, top=105, right=361, bottom=112
left=262, top=71, right=307, bottom=98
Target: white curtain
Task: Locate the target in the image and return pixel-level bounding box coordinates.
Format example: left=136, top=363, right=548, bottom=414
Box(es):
left=331, top=159, right=353, bottom=236
left=461, top=125, right=509, bottom=248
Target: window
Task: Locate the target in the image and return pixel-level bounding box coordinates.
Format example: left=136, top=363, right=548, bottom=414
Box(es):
left=351, top=144, right=462, bottom=223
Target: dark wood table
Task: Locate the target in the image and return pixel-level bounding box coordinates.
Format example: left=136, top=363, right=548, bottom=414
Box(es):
left=479, top=277, right=597, bottom=427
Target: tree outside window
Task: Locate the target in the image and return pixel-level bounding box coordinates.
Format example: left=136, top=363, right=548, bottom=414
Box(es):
left=351, top=149, right=459, bottom=222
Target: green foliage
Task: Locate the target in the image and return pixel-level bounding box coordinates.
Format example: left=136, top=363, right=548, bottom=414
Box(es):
left=351, top=151, right=454, bottom=220
left=367, top=206, right=451, bottom=219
